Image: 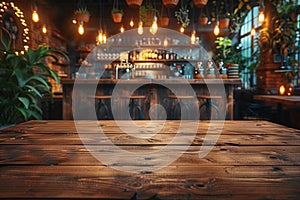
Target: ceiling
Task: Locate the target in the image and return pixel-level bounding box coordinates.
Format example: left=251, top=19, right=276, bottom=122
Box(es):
left=33, top=0, right=243, bottom=46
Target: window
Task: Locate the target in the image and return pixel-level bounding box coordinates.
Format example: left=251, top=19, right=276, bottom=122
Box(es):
left=239, top=6, right=262, bottom=89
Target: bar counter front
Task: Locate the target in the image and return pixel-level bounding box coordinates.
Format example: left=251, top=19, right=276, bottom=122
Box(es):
left=62, top=78, right=241, bottom=120
left=0, top=120, right=300, bottom=199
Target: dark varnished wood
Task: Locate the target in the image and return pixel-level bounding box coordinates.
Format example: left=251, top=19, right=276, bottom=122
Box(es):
left=0, top=120, right=299, bottom=199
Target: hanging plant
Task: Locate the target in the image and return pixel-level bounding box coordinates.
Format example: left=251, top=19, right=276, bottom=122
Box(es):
left=198, top=7, right=208, bottom=26
left=160, top=5, right=169, bottom=27
left=175, top=5, right=190, bottom=28
left=139, top=4, right=159, bottom=26
left=112, top=0, right=123, bottom=23
left=193, top=0, right=208, bottom=8
left=74, top=7, right=90, bottom=23
left=162, top=0, right=179, bottom=7
left=126, top=0, right=143, bottom=7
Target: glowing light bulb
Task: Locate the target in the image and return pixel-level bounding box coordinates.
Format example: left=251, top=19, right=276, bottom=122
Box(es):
left=191, top=31, right=196, bottom=44
left=163, top=37, right=168, bottom=47
left=130, top=19, right=134, bottom=27
left=279, top=85, right=285, bottom=95
left=137, top=21, right=143, bottom=35
left=42, top=24, right=47, bottom=34
left=120, top=25, right=124, bottom=33
left=150, top=16, right=158, bottom=35
left=103, top=34, right=107, bottom=44
left=32, top=10, right=39, bottom=22
left=97, top=31, right=103, bottom=43
left=251, top=28, right=255, bottom=36
left=180, top=26, right=184, bottom=33
left=214, top=24, right=220, bottom=36
left=72, top=19, right=77, bottom=24
left=78, top=23, right=84, bottom=35
left=258, top=11, right=265, bottom=23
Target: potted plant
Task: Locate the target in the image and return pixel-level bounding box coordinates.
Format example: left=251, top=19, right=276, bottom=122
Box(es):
left=198, top=9, right=208, bottom=26
left=259, top=1, right=299, bottom=65
left=219, top=15, right=230, bottom=29
left=193, top=0, right=208, bottom=8
left=175, top=5, right=190, bottom=28
left=74, top=7, right=90, bottom=23
left=126, top=0, right=143, bottom=7
left=111, top=8, right=124, bottom=23
left=160, top=6, right=169, bottom=27
left=139, top=4, right=159, bottom=26
left=162, top=0, right=179, bottom=7
left=160, top=16, right=169, bottom=27
left=0, top=27, right=67, bottom=127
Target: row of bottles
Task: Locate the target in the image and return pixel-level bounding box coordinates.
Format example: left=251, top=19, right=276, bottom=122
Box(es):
left=129, top=49, right=180, bottom=61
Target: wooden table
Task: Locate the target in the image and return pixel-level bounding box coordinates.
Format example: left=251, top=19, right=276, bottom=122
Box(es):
left=0, top=120, right=300, bottom=199
left=253, top=95, right=300, bottom=106
left=254, top=95, right=300, bottom=127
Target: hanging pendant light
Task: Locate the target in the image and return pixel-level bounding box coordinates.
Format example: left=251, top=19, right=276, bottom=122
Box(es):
left=120, top=25, right=125, bottom=33
left=258, top=1, right=265, bottom=23
left=138, top=21, right=143, bottom=35
left=258, top=8, right=265, bottom=23
left=97, top=31, right=103, bottom=43
left=130, top=18, right=134, bottom=27
left=180, top=26, right=184, bottom=33
left=42, top=24, right=47, bottom=34
left=32, top=10, right=39, bottom=22
left=251, top=28, right=256, bottom=36
left=214, top=22, right=220, bottom=36
left=78, top=22, right=84, bottom=35
left=190, top=31, right=196, bottom=44
left=150, top=16, right=158, bottom=35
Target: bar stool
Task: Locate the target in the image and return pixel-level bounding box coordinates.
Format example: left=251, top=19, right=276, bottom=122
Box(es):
left=197, top=95, right=222, bottom=119
left=121, top=95, right=147, bottom=120
left=168, top=95, right=195, bottom=119
left=93, top=95, right=113, bottom=120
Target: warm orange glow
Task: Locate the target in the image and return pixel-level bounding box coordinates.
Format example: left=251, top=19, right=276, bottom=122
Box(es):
left=150, top=17, right=158, bottom=35
left=251, top=28, right=255, bottom=36
left=130, top=19, right=134, bottom=27
left=279, top=85, right=285, bottom=95
left=120, top=25, right=124, bottom=33
left=258, top=11, right=265, bottom=23
left=180, top=26, right=184, bottom=33
left=42, top=24, right=47, bottom=34
left=214, top=24, right=220, bottom=36
left=137, top=21, right=143, bottom=35
left=190, top=31, right=196, bottom=44
left=78, top=24, right=84, bottom=35
left=32, top=10, right=39, bottom=22
left=286, top=84, right=294, bottom=96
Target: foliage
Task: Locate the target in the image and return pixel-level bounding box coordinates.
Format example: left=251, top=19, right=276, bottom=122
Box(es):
left=214, top=37, right=232, bottom=63
left=259, top=1, right=299, bottom=55
left=175, top=5, right=190, bottom=28
left=139, top=4, right=159, bottom=26
left=111, top=8, right=123, bottom=14
left=214, top=36, right=247, bottom=68
left=0, top=27, right=67, bottom=126
left=74, top=7, right=90, bottom=15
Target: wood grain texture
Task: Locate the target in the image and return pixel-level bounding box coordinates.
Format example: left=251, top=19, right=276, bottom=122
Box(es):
left=0, top=120, right=299, bottom=199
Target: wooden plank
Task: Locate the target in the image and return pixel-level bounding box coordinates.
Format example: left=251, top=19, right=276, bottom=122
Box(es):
left=0, top=166, right=299, bottom=199
left=1, top=129, right=300, bottom=146
left=1, top=145, right=299, bottom=166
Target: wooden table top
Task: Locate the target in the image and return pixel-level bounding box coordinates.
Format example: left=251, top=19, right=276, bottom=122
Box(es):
left=0, top=120, right=299, bottom=199
left=254, top=95, right=300, bottom=106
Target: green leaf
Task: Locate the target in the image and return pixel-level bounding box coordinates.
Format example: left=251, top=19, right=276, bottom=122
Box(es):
left=24, top=85, right=43, bottom=98
left=15, top=107, right=29, bottom=121
left=0, top=27, right=11, bottom=51
left=18, top=97, right=30, bottom=109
